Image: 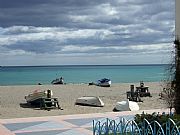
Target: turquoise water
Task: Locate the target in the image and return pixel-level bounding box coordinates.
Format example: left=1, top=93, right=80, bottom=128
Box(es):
left=0, top=65, right=168, bottom=85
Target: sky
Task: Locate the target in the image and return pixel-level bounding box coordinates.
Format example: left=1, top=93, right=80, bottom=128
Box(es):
left=0, top=0, right=175, bottom=66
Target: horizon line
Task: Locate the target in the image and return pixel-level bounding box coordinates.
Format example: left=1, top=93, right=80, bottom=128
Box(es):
left=1, top=63, right=170, bottom=67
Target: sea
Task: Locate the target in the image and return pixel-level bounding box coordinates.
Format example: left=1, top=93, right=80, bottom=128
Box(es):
left=0, top=64, right=170, bottom=86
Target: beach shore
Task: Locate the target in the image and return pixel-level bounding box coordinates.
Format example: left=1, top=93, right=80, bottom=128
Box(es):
left=0, top=82, right=167, bottom=119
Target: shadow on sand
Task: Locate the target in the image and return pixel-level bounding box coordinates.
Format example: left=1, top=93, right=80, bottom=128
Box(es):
left=19, top=103, right=42, bottom=110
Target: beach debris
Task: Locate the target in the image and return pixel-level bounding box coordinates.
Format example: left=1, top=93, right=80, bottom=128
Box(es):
left=88, top=82, right=95, bottom=85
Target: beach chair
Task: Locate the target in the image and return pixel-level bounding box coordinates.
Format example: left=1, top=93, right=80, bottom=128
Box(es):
left=126, top=85, right=142, bottom=102
left=136, top=81, right=151, bottom=97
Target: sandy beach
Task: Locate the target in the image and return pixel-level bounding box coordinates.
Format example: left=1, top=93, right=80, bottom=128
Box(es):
left=0, top=82, right=167, bottom=119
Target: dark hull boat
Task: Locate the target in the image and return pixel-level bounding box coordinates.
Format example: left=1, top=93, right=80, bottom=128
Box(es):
left=51, top=77, right=64, bottom=84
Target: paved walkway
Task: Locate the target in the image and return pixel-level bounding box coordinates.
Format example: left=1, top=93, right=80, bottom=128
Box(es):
left=0, top=109, right=169, bottom=135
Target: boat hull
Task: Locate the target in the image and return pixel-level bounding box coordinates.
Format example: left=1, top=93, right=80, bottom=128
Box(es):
left=75, top=96, right=104, bottom=107
left=113, top=100, right=139, bottom=111
left=25, top=90, right=53, bottom=104
left=97, top=80, right=111, bottom=87
left=51, top=78, right=64, bottom=85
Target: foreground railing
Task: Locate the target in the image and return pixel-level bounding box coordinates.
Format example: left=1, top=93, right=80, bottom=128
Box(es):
left=93, top=117, right=180, bottom=135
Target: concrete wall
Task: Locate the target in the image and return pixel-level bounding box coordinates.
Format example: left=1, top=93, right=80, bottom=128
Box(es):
left=176, top=0, right=180, bottom=39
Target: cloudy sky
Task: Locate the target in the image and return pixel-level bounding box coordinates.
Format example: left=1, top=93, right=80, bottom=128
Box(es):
left=0, top=0, right=175, bottom=66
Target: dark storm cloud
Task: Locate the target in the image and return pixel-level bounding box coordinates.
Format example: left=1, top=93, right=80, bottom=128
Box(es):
left=0, top=0, right=174, bottom=27
left=0, top=0, right=175, bottom=65
left=0, top=0, right=106, bottom=27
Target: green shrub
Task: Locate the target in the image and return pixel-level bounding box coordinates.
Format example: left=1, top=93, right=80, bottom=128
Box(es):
left=135, top=112, right=180, bottom=127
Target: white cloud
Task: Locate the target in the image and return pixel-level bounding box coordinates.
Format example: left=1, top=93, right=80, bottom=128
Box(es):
left=0, top=0, right=175, bottom=65
left=98, top=3, right=118, bottom=16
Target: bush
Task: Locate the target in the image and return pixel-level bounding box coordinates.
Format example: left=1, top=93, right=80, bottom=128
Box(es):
left=135, top=112, right=180, bottom=126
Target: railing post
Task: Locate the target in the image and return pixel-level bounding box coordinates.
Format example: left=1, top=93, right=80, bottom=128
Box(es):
left=93, top=120, right=95, bottom=135
left=105, top=118, right=109, bottom=135
left=113, top=120, right=117, bottom=135
left=142, top=119, right=145, bottom=135
left=112, top=120, right=116, bottom=135
left=132, top=121, right=134, bottom=135
left=121, top=118, right=126, bottom=134
left=153, top=121, right=156, bottom=135
left=166, top=119, right=170, bottom=135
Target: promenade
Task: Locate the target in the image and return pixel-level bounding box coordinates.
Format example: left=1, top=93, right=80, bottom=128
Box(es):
left=0, top=109, right=169, bottom=135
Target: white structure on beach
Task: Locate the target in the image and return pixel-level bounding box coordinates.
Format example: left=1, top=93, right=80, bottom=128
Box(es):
left=176, top=0, right=180, bottom=39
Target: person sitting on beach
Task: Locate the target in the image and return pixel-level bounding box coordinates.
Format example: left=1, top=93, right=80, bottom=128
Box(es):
left=60, top=77, right=64, bottom=84
left=140, top=81, right=144, bottom=87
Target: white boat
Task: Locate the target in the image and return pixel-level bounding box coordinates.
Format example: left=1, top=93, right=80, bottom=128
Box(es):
left=113, top=100, right=139, bottom=111
left=25, top=89, right=53, bottom=104
left=75, top=96, right=104, bottom=107
left=96, top=78, right=111, bottom=87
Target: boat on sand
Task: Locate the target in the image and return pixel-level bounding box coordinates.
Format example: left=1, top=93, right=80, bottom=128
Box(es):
left=89, top=78, right=111, bottom=87
left=96, top=78, right=111, bottom=87
left=51, top=77, right=64, bottom=84
left=25, top=89, right=53, bottom=105
left=113, top=100, right=139, bottom=111
left=75, top=96, right=104, bottom=107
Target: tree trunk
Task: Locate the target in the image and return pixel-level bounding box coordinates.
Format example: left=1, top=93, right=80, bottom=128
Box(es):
left=174, top=39, right=180, bottom=114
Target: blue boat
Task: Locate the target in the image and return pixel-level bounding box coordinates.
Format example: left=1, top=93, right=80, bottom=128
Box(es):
left=96, top=78, right=111, bottom=87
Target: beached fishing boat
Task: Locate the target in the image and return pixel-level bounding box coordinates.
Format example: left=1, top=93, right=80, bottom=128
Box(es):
left=25, top=89, right=53, bottom=104
left=113, top=100, right=139, bottom=111
left=51, top=77, right=64, bottom=84
left=75, top=96, right=104, bottom=107
left=96, top=78, right=111, bottom=87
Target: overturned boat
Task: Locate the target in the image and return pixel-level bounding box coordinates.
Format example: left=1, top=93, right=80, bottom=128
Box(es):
left=75, top=96, right=104, bottom=107
left=96, top=78, right=111, bottom=87
left=113, top=100, right=139, bottom=111
left=25, top=89, right=53, bottom=105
